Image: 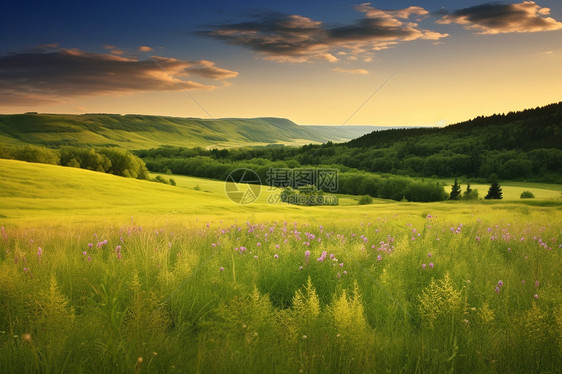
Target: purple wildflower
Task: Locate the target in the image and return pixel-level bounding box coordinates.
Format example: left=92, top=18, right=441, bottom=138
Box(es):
left=429, top=262, right=434, bottom=268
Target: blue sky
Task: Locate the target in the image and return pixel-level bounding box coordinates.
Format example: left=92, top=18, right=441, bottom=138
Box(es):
left=1, top=0, right=561, bottom=125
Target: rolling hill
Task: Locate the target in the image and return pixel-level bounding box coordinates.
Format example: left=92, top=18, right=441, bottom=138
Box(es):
left=0, top=113, right=328, bottom=149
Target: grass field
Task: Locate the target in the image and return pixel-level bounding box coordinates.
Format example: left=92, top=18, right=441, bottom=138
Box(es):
left=1, top=159, right=561, bottom=373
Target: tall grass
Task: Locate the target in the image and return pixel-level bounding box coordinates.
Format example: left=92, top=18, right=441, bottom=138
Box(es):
left=0, top=215, right=560, bottom=373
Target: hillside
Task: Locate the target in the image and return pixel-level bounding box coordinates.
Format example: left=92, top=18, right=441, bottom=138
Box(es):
left=0, top=113, right=326, bottom=149
left=348, top=101, right=562, bottom=150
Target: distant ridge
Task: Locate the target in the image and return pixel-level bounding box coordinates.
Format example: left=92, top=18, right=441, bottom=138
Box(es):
left=0, top=113, right=326, bottom=149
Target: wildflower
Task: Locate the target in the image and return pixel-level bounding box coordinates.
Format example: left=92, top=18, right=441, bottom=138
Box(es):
left=422, top=263, right=427, bottom=269
left=82, top=251, right=87, bottom=256
left=428, top=252, right=432, bottom=257
left=37, top=247, right=42, bottom=258
left=274, top=254, right=279, bottom=259
left=429, top=262, right=434, bottom=268
left=275, top=244, right=280, bottom=249
left=254, top=255, right=258, bottom=259
left=343, top=271, right=347, bottom=275
left=339, top=262, right=344, bottom=267
left=257, top=242, right=261, bottom=247
left=87, top=256, right=91, bottom=262
left=497, top=280, right=503, bottom=287
left=534, top=294, right=539, bottom=299
left=302, top=335, right=307, bottom=339
left=299, top=266, right=303, bottom=271
left=377, top=255, right=382, bottom=261
left=219, top=267, right=224, bottom=272
left=88, top=243, right=93, bottom=248
left=535, top=280, right=539, bottom=287
left=304, top=250, right=310, bottom=258
left=495, top=286, right=500, bottom=293
left=521, top=280, right=525, bottom=284
left=115, top=245, right=121, bottom=252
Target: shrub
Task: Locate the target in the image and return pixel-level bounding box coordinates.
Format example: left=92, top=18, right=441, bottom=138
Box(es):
left=358, top=195, right=373, bottom=205
left=520, top=191, right=535, bottom=199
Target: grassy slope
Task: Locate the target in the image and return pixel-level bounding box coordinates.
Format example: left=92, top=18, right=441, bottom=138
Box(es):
left=0, top=114, right=325, bottom=149
left=1, top=160, right=560, bottom=227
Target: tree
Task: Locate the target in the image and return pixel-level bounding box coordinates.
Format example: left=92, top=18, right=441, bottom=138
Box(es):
left=449, top=178, right=461, bottom=200
left=462, top=183, right=479, bottom=200
left=485, top=181, right=503, bottom=200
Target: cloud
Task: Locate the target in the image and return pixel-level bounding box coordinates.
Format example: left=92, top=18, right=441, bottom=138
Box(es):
left=138, top=45, right=153, bottom=52
left=0, top=48, right=238, bottom=106
left=437, top=1, right=562, bottom=34
left=184, top=59, right=239, bottom=79
left=332, top=67, right=369, bottom=75
left=200, top=3, right=448, bottom=63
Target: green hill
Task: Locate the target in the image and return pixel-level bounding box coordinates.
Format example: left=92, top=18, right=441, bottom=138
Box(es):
left=0, top=113, right=325, bottom=149
left=348, top=101, right=562, bottom=150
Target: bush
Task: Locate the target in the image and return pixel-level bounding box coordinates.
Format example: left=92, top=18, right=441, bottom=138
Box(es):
left=520, top=191, right=535, bottom=199
left=13, top=145, right=59, bottom=165
left=358, top=195, right=373, bottom=205
left=462, top=189, right=479, bottom=200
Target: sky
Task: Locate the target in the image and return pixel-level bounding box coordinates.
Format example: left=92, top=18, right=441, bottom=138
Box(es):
left=1, top=0, right=561, bottom=126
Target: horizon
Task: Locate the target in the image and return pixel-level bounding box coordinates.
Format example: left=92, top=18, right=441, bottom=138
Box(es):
left=1, top=0, right=561, bottom=126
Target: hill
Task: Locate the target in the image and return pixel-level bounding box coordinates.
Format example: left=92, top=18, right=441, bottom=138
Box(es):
left=1, top=159, right=559, bottom=225
left=0, top=113, right=326, bottom=149
left=348, top=101, right=562, bottom=150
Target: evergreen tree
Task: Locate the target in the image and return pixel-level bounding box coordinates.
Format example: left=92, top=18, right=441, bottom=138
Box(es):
left=485, top=181, right=503, bottom=199
left=449, top=178, right=461, bottom=200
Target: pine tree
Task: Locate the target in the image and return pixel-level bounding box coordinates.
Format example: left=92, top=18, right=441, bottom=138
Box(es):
left=485, top=181, right=503, bottom=199
left=449, top=178, right=461, bottom=200
left=463, top=183, right=473, bottom=200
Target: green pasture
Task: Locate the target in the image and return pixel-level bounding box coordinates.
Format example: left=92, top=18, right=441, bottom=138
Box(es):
left=1, top=159, right=562, bottom=373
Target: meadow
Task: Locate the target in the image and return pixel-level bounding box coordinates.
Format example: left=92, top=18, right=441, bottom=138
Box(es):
left=1, top=159, right=561, bottom=373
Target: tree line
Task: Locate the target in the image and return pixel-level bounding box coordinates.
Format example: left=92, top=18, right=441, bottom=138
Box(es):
left=0, top=144, right=149, bottom=180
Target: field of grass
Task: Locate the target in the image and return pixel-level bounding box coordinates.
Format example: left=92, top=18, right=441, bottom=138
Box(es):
left=1, top=159, right=561, bottom=373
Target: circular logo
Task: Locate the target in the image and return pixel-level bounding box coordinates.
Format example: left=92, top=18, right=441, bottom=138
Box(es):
left=224, top=168, right=261, bottom=204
